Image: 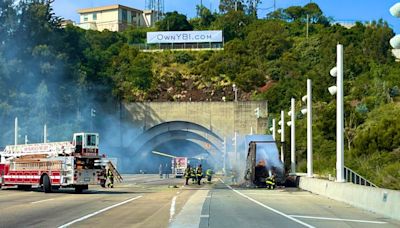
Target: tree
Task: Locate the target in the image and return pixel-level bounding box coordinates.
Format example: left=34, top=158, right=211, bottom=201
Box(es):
left=219, top=0, right=245, bottom=13
left=211, top=10, right=252, bottom=41
left=156, top=11, right=193, bottom=31
left=284, top=6, right=305, bottom=21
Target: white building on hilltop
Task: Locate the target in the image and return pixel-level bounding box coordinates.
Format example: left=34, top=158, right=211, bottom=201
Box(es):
left=77, top=4, right=157, bottom=32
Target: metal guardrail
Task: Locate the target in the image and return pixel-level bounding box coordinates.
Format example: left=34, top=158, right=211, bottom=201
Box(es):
left=344, top=166, right=377, bottom=187
left=131, top=43, right=224, bottom=52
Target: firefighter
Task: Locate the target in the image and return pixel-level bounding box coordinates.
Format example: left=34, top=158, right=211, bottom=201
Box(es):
left=100, top=169, right=106, bottom=188
left=206, top=168, right=213, bottom=183
left=196, top=164, right=203, bottom=185
left=266, top=175, right=276, bottom=190
left=159, top=164, right=163, bottom=179
left=191, top=167, right=196, bottom=184
left=184, top=165, right=191, bottom=185
left=107, top=168, right=114, bottom=188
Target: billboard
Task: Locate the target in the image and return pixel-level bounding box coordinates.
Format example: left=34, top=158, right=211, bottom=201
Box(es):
left=147, top=30, right=223, bottom=44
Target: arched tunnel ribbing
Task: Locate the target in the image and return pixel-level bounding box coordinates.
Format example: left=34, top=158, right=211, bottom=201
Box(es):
left=130, top=121, right=224, bottom=155
left=135, top=130, right=221, bottom=155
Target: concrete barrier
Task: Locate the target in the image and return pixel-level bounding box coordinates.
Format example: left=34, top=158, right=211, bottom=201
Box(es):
left=299, top=177, right=400, bottom=221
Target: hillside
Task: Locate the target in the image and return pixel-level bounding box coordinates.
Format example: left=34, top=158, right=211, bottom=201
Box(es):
left=0, top=1, right=399, bottom=189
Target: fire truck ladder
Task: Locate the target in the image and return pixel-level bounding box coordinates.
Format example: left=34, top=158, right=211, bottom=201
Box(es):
left=108, top=161, right=123, bottom=183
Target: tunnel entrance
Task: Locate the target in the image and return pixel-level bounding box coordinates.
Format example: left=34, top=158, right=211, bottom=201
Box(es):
left=124, top=121, right=223, bottom=173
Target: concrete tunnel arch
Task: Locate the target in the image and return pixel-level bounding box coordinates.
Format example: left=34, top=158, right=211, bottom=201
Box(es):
left=130, top=121, right=224, bottom=155
left=135, top=130, right=221, bottom=156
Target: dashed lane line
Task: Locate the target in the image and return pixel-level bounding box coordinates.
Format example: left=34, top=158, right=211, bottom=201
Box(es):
left=31, top=198, right=54, bottom=204
left=289, top=215, right=388, bottom=224
left=169, top=196, right=178, bottom=222
left=219, top=178, right=315, bottom=228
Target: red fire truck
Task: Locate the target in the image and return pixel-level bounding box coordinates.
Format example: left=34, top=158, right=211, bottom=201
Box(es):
left=0, top=132, right=106, bottom=193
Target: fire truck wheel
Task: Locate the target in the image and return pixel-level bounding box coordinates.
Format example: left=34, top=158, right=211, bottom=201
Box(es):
left=17, top=185, right=31, bottom=191
left=75, top=186, right=83, bottom=194
left=42, top=174, right=52, bottom=193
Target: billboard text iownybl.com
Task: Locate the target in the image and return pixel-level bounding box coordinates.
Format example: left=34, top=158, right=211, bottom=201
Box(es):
left=147, top=30, right=223, bottom=44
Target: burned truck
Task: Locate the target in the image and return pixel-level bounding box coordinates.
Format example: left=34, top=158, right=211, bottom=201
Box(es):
left=244, top=138, right=285, bottom=188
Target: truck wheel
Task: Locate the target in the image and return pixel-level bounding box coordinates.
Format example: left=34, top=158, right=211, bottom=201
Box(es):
left=17, top=185, right=31, bottom=191
left=75, top=186, right=84, bottom=194
left=42, top=175, right=52, bottom=193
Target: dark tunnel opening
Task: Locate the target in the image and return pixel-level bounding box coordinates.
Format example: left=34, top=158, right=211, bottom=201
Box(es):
left=123, top=139, right=215, bottom=174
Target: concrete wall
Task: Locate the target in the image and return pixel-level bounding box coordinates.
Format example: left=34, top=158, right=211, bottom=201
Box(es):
left=299, top=177, right=400, bottom=221
left=123, top=101, right=268, bottom=139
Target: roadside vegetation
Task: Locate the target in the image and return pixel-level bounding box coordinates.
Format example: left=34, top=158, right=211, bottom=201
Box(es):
left=0, top=0, right=399, bottom=189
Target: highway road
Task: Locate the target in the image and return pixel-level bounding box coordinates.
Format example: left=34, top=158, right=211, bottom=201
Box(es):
left=0, top=174, right=399, bottom=228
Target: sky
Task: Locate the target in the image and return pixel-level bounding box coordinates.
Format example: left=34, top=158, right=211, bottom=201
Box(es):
left=52, top=0, right=400, bottom=33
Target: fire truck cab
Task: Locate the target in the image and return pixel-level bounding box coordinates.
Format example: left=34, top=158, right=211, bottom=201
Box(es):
left=73, top=133, right=99, bottom=154
left=0, top=132, right=106, bottom=193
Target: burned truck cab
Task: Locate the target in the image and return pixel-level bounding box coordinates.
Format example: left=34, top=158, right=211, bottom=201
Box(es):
left=244, top=137, right=285, bottom=188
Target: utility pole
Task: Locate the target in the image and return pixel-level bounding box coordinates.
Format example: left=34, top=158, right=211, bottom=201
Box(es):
left=306, top=14, right=309, bottom=39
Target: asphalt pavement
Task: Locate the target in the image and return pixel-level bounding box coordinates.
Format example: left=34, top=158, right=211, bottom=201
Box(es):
left=0, top=175, right=399, bottom=228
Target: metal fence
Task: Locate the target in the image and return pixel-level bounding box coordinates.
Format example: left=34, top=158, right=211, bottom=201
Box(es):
left=344, top=166, right=377, bottom=187
left=131, top=42, right=224, bottom=51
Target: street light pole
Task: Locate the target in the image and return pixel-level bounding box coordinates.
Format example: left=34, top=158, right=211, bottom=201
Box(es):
left=232, top=84, right=238, bottom=102
left=272, top=118, right=276, bottom=141
left=336, top=44, right=345, bottom=182
left=43, top=124, right=47, bottom=143
left=14, top=117, right=18, bottom=146
left=280, top=110, right=285, bottom=163
left=307, top=79, right=313, bottom=178
left=223, top=137, right=226, bottom=175
left=290, top=98, right=296, bottom=174
left=234, top=132, right=237, bottom=162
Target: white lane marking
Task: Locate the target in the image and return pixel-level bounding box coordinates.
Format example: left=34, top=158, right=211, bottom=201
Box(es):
left=58, top=195, right=142, bottom=228
left=290, top=215, right=388, bottom=224
left=245, top=193, right=314, bottom=197
left=219, top=178, right=315, bottom=228
left=200, top=214, right=209, bottom=218
left=169, top=196, right=178, bottom=222
left=31, top=198, right=54, bottom=204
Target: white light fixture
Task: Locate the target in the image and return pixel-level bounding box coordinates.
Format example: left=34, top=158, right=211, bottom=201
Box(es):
left=301, top=108, right=307, bottom=115
left=287, top=121, right=292, bottom=126
left=330, top=67, right=337, bottom=77
left=328, top=85, right=337, bottom=95
left=390, top=3, right=400, bottom=17
left=288, top=110, right=292, bottom=116
left=278, top=120, right=282, bottom=125
left=390, top=35, right=400, bottom=49
left=277, top=129, right=282, bottom=134
left=269, top=127, right=273, bottom=131
left=302, top=95, right=307, bottom=103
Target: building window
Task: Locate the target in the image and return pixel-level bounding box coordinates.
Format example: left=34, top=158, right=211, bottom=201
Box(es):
left=93, top=13, right=97, bottom=20
left=122, top=9, right=127, bottom=22
left=84, top=14, right=88, bottom=22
